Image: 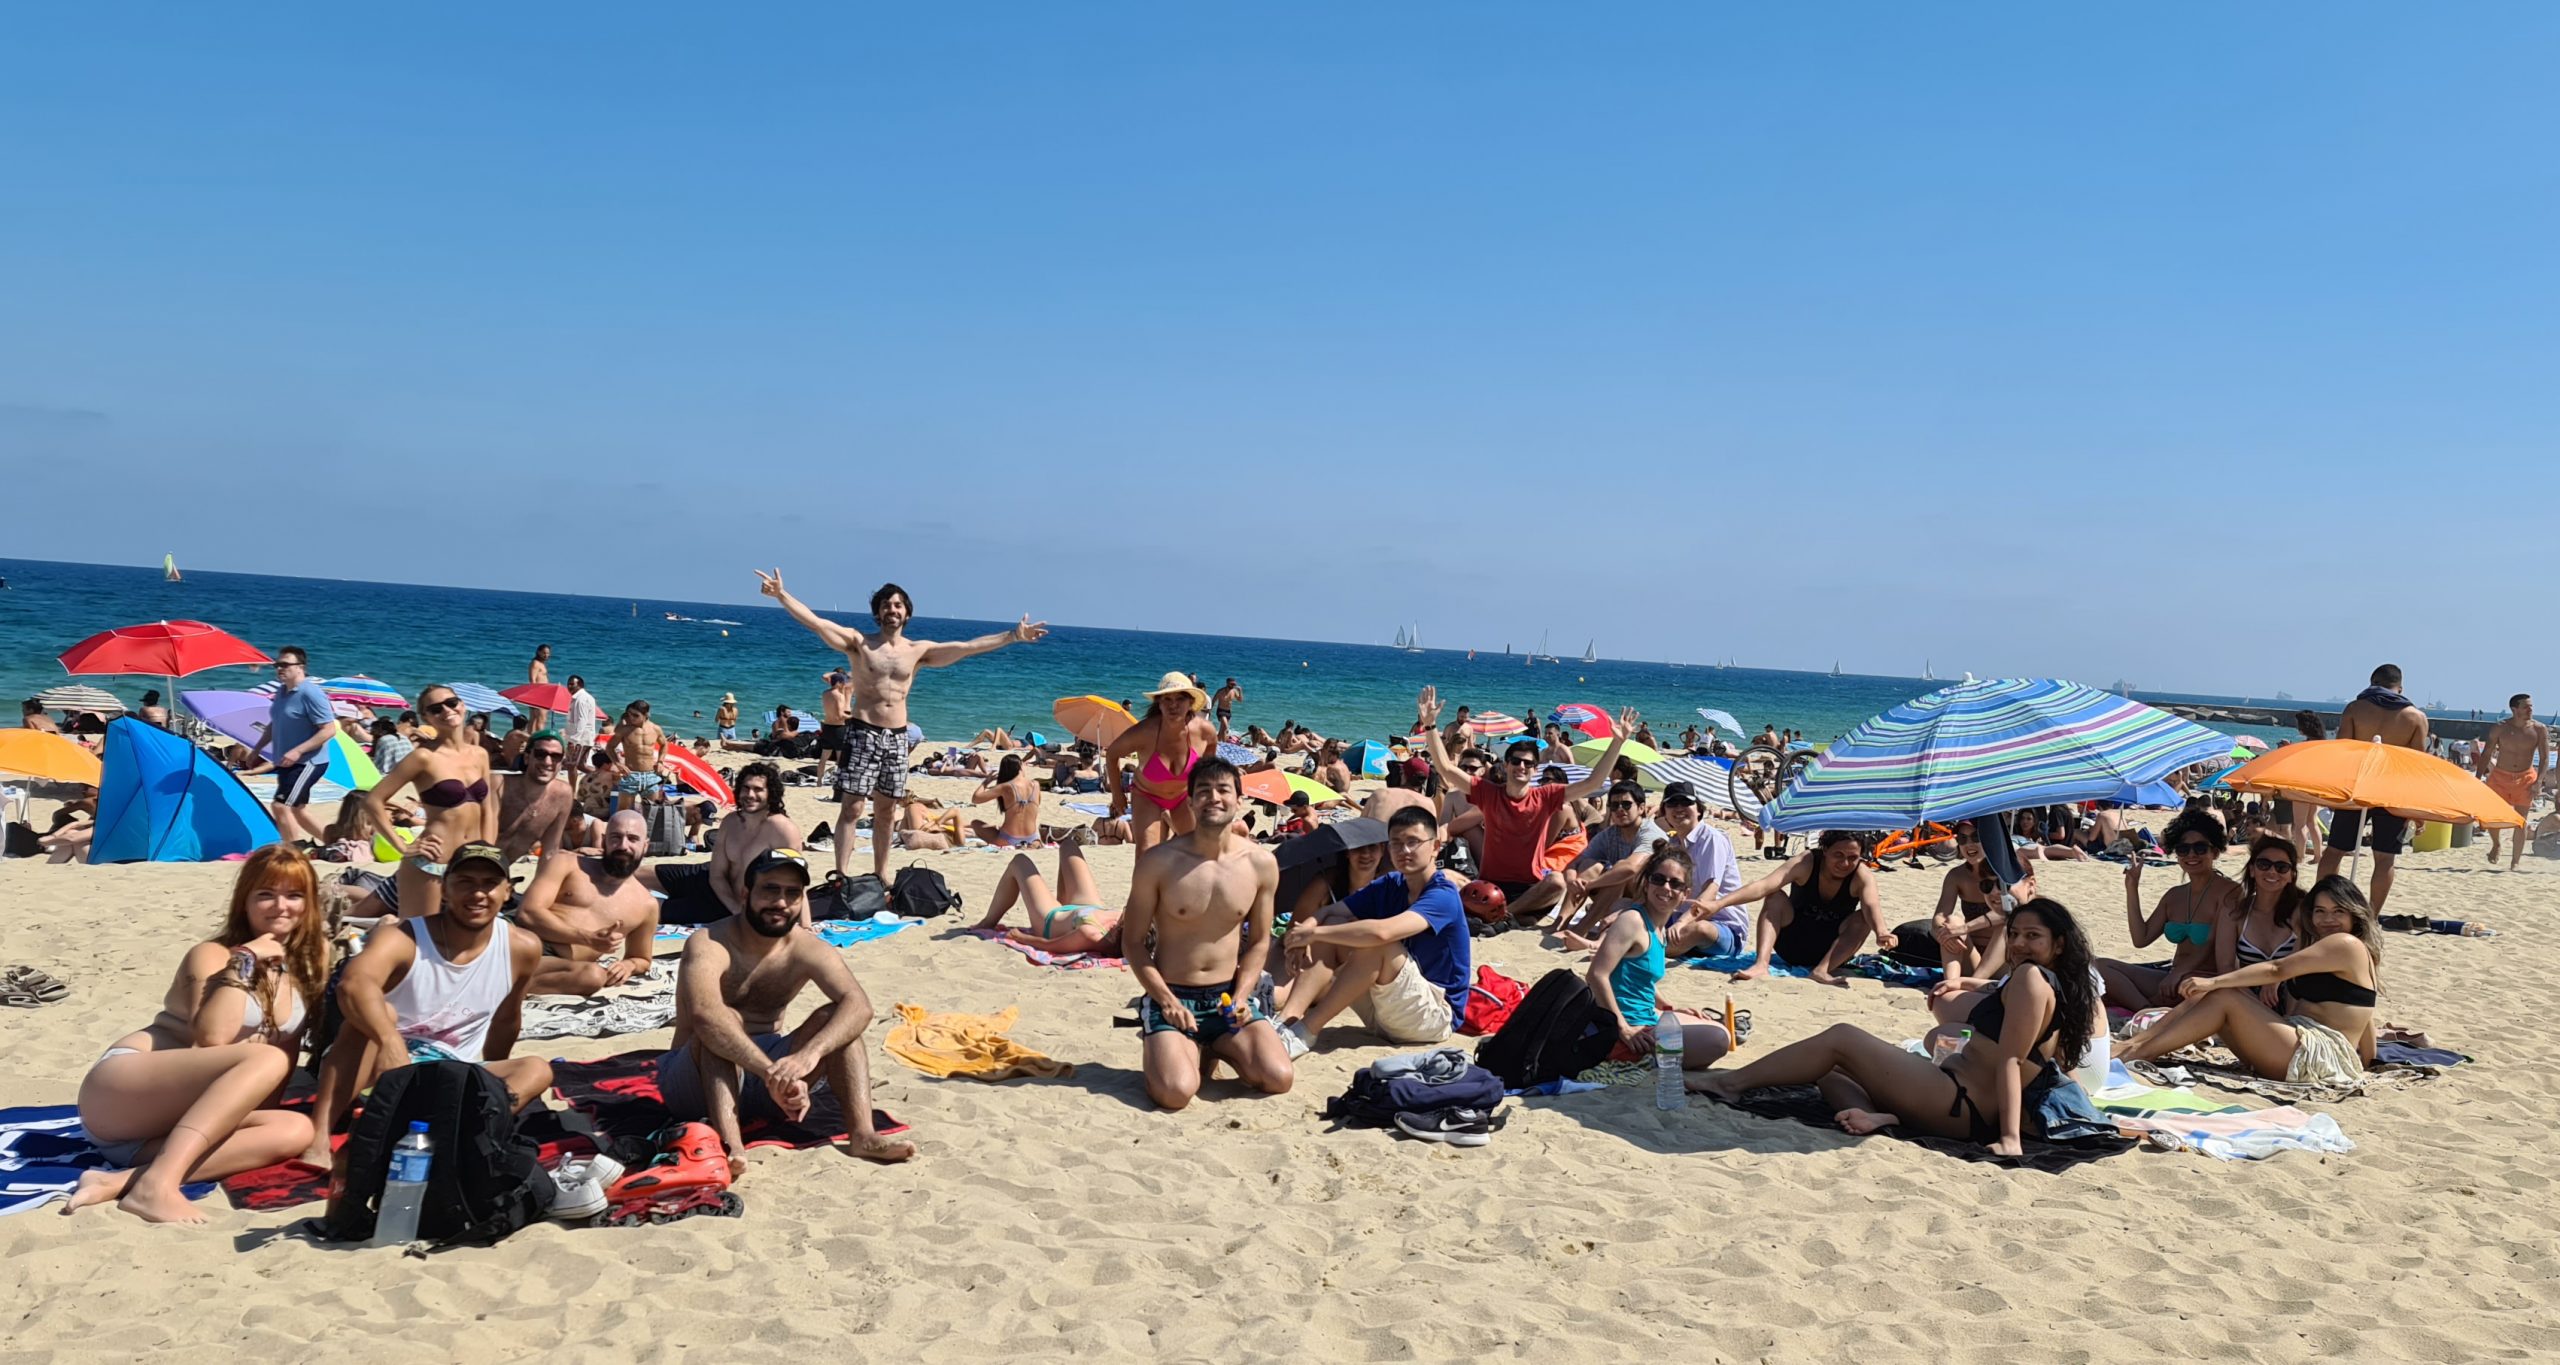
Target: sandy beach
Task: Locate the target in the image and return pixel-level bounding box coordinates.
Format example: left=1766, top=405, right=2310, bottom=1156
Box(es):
left=3, top=763, right=2555, bottom=1364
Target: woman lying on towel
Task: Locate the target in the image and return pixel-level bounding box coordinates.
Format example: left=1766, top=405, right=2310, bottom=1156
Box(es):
left=65, top=845, right=326, bottom=1221
left=2117, top=875, right=2379, bottom=1086
left=969, top=840, right=1124, bottom=956
left=1583, top=845, right=1733, bottom=1068
left=2094, top=809, right=2241, bottom=1011
left=1690, top=899, right=2101, bottom=1157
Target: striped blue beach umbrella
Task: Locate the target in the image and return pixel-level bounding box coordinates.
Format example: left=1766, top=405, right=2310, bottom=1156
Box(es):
left=1343, top=740, right=1393, bottom=778
left=1760, top=678, right=2232, bottom=834
left=1642, top=754, right=1763, bottom=824
left=444, top=681, right=520, bottom=717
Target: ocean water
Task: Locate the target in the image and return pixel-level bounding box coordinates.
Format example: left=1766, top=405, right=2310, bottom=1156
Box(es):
left=0, top=558, right=2297, bottom=747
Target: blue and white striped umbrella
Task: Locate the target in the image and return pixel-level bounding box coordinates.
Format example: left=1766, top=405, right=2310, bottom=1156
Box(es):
left=1642, top=754, right=1764, bottom=824
left=444, top=682, right=520, bottom=717
left=1216, top=741, right=1260, bottom=766
left=1761, top=678, right=2232, bottom=834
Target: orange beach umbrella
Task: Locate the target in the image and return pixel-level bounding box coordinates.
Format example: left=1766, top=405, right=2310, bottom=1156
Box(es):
left=2218, top=738, right=2525, bottom=830
left=1052, top=695, right=1136, bottom=746
left=0, top=730, right=104, bottom=785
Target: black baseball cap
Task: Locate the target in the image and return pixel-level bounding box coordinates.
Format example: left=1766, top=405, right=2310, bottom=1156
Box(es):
left=1660, top=781, right=1700, bottom=806
left=745, top=847, right=813, bottom=885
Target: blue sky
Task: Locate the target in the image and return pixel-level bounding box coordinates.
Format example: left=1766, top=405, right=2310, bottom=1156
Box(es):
left=4, top=6, right=2552, bottom=705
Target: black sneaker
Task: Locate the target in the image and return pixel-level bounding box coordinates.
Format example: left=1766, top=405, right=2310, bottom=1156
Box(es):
left=1394, top=1109, right=1493, bottom=1148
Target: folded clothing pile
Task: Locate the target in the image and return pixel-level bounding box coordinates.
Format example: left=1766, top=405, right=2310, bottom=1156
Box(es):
left=1322, top=1048, right=1507, bottom=1148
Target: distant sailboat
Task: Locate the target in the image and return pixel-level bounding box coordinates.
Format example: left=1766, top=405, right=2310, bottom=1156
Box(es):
left=162, top=553, right=181, bottom=583
left=1922, top=659, right=1935, bottom=681
left=1534, top=631, right=1559, bottom=664
left=1962, top=671, right=1977, bottom=684
left=1400, top=625, right=1426, bottom=654
left=1580, top=640, right=1596, bottom=665
left=1392, top=625, right=1410, bottom=650
left=1830, top=661, right=1842, bottom=678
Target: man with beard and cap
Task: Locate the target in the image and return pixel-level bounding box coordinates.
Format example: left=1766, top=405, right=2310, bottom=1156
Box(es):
left=658, top=847, right=918, bottom=1162
left=515, top=810, right=662, bottom=996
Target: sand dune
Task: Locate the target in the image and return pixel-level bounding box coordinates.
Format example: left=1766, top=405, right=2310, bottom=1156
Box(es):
left=5, top=779, right=2557, bottom=1362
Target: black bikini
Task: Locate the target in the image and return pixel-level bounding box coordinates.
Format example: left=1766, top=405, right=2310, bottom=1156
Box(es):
left=420, top=777, right=489, bottom=809
left=1946, top=965, right=2064, bottom=1142
left=2287, top=970, right=2377, bottom=1009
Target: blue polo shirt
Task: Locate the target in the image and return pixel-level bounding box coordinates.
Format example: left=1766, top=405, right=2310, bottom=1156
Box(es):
left=268, top=680, right=336, bottom=764
left=1342, top=868, right=1472, bottom=1018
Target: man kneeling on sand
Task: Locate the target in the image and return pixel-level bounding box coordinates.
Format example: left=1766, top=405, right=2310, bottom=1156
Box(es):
left=298, top=844, right=551, bottom=1168
left=1269, top=805, right=1472, bottom=1058
left=514, top=810, right=661, bottom=996
left=659, top=848, right=916, bottom=1161
left=1123, top=757, right=1294, bottom=1110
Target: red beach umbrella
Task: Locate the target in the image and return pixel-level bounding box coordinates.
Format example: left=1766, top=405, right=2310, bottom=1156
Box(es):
left=661, top=740, right=734, bottom=806
left=58, top=620, right=271, bottom=678
left=502, top=682, right=576, bottom=714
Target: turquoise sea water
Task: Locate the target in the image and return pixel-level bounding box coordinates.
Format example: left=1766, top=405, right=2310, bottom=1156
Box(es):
left=0, top=558, right=2299, bottom=747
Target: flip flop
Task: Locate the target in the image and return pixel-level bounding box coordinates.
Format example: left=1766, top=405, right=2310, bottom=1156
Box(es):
left=2, top=990, right=43, bottom=1008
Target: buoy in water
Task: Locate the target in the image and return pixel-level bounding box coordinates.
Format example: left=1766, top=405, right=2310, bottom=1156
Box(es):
left=721, top=629, right=729, bottom=637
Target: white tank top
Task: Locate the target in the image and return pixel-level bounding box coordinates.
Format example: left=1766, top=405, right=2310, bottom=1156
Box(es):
left=384, top=920, right=516, bottom=1061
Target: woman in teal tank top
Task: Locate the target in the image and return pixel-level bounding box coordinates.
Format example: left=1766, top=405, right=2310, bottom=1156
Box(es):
left=1585, top=844, right=1733, bottom=1067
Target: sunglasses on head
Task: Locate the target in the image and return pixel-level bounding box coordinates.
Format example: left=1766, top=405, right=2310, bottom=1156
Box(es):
left=2174, top=840, right=2214, bottom=855
left=2250, top=857, right=2294, bottom=874
left=1643, top=872, right=1684, bottom=890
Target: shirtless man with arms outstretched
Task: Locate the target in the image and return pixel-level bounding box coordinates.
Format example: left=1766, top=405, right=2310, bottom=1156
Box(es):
left=2316, top=663, right=2430, bottom=912
left=661, top=848, right=916, bottom=1162
left=756, top=571, right=1047, bottom=886
left=2478, top=692, right=2548, bottom=870
left=515, top=811, right=661, bottom=996
left=1122, top=757, right=1293, bottom=1110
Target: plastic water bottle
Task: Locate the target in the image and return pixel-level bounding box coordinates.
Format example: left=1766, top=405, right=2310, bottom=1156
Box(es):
left=1654, top=1016, right=1686, bottom=1110
left=371, top=1121, right=433, bottom=1247
left=1930, top=1026, right=1974, bottom=1068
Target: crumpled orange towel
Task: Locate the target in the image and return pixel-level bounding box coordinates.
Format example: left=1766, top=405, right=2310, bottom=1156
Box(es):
left=886, top=1003, right=1075, bottom=1081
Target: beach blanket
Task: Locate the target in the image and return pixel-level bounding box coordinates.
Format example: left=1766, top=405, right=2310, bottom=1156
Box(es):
left=2126, top=1047, right=2451, bottom=1104
left=2111, top=1104, right=2355, bottom=1161
left=549, top=1051, right=908, bottom=1153
left=520, top=984, right=680, bottom=1041
left=652, top=917, right=916, bottom=951
left=1064, top=801, right=1113, bottom=817
left=885, top=1003, right=1075, bottom=1081
left=1681, top=950, right=1934, bottom=989
left=1709, top=1084, right=2137, bottom=1172
left=966, top=927, right=1125, bottom=971
left=0, top=1104, right=216, bottom=1216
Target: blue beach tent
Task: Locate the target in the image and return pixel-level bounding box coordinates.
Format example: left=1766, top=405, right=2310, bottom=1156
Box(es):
left=90, top=718, right=279, bottom=863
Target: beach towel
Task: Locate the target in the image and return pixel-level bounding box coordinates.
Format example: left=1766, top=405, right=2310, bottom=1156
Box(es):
left=1683, top=951, right=1809, bottom=979
left=0, top=1104, right=216, bottom=1216
left=520, top=984, right=680, bottom=1041
left=1708, top=1084, right=2137, bottom=1172
left=2126, top=1047, right=2450, bottom=1105
left=1678, top=951, right=1930, bottom=989
left=1064, top=801, right=1113, bottom=817
left=651, top=916, right=915, bottom=952
left=2111, top=1104, right=2355, bottom=1161
left=548, top=1051, right=908, bottom=1154
left=885, top=1003, right=1074, bottom=1081
left=966, top=927, right=1126, bottom=971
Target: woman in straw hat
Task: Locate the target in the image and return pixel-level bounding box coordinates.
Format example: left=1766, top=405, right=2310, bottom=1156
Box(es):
left=1105, top=672, right=1222, bottom=854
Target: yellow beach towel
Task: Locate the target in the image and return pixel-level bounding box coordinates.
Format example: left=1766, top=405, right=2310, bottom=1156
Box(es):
left=885, top=1003, right=1074, bottom=1081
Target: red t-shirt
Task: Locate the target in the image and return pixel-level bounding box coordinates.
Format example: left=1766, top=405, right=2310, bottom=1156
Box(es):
left=1468, top=779, right=1572, bottom=885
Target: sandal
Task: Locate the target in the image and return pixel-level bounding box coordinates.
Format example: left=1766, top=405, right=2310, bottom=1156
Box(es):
left=2, top=990, right=43, bottom=1008
left=3, top=967, right=65, bottom=1002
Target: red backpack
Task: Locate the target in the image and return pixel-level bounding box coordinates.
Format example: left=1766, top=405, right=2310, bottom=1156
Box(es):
left=1458, top=964, right=1527, bottom=1036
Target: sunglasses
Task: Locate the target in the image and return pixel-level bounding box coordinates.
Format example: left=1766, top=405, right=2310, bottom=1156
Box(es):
left=2250, top=857, right=2295, bottom=875
left=530, top=748, right=565, bottom=761
left=1505, top=756, right=1538, bottom=768
left=426, top=697, right=464, bottom=712
left=1606, top=801, right=1636, bottom=812
left=1643, top=872, right=1684, bottom=890
left=2173, top=841, right=2214, bottom=856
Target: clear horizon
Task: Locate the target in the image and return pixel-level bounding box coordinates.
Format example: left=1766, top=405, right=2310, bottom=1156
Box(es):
left=4, top=7, right=2552, bottom=703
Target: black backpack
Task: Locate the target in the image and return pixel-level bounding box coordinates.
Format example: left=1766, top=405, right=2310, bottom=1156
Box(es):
left=810, top=872, right=888, bottom=922
left=890, top=866, right=963, bottom=919
left=645, top=803, right=689, bottom=857
left=316, top=1060, right=555, bottom=1247
left=1471, top=968, right=1618, bottom=1090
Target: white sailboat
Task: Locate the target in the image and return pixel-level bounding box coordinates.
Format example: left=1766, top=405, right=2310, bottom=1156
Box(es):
left=1534, top=631, right=1559, bottom=664
left=1579, top=640, right=1596, bottom=665
left=1830, top=661, right=1842, bottom=678
left=1392, top=625, right=1409, bottom=650
left=1399, top=625, right=1425, bottom=654
left=1922, top=659, right=1935, bottom=681
left=162, top=553, right=181, bottom=583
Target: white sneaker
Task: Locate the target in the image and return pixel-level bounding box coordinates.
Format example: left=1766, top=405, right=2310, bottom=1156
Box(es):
left=545, top=1154, right=626, bottom=1222
left=1275, top=1021, right=1311, bottom=1060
